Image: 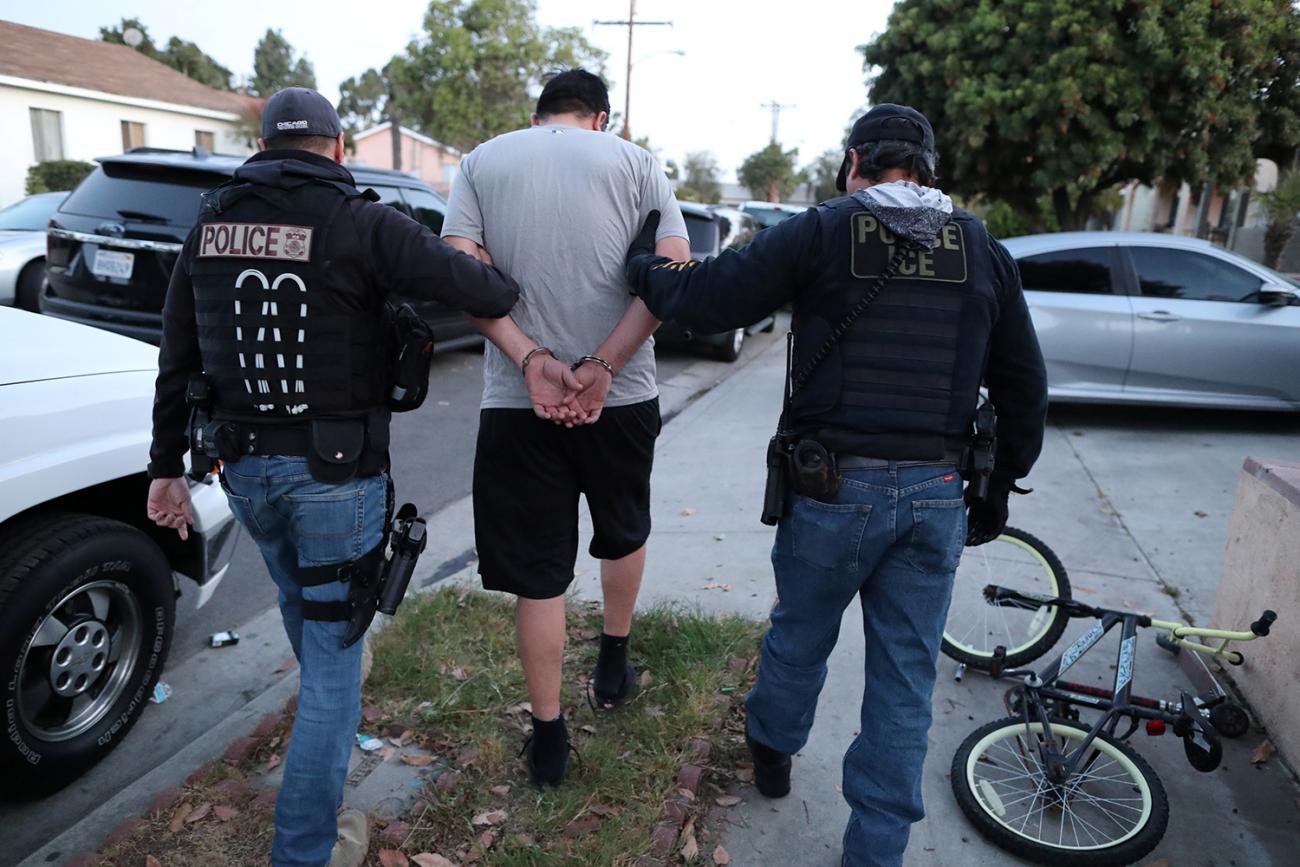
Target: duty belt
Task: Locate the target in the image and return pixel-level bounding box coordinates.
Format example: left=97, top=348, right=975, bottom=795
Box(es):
left=214, top=422, right=312, bottom=459
left=837, top=446, right=966, bottom=470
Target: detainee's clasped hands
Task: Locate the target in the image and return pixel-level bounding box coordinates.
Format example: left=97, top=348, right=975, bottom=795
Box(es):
left=525, top=352, right=613, bottom=427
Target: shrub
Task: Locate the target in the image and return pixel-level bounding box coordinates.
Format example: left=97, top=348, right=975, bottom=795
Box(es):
left=26, top=160, right=95, bottom=195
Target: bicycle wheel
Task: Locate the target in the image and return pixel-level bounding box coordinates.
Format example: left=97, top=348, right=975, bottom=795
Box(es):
left=943, top=527, right=1071, bottom=669
left=952, top=717, right=1169, bottom=866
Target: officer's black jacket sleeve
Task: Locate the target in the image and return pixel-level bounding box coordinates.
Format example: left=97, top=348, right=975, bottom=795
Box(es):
left=356, top=202, right=519, bottom=316
left=985, top=238, right=1048, bottom=486
left=148, top=231, right=202, bottom=479
left=626, top=208, right=820, bottom=332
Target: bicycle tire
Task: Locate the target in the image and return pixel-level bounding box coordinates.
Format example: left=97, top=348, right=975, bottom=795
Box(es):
left=951, top=716, right=1169, bottom=866
left=943, top=527, right=1071, bottom=670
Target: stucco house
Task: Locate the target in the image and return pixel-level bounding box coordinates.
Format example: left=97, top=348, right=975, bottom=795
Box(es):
left=0, top=20, right=257, bottom=207
left=350, top=122, right=461, bottom=195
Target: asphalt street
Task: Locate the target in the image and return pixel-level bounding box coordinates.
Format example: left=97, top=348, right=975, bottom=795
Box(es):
left=168, top=342, right=700, bottom=666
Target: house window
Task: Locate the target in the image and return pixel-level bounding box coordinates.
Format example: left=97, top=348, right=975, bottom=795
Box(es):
left=121, top=121, right=146, bottom=151
left=30, top=108, right=64, bottom=161
left=195, top=130, right=215, bottom=151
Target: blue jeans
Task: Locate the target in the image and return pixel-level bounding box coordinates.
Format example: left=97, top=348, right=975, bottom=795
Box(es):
left=745, top=463, right=965, bottom=867
left=221, top=456, right=388, bottom=867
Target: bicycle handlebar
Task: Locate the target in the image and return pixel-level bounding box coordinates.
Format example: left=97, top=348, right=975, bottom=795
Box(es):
left=1251, top=610, right=1278, bottom=637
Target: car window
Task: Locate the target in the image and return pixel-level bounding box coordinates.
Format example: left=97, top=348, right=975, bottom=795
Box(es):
left=1018, top=248, right=1114, bottom=294
left=1129, top=247, right=1264, bottom=302
left=0, top=193, right=66, bottom=230
left=743, top=205, right=795, bottom=229
left=684, top=214, right=719, bottom=257
left=401, top=187, right=446, bottom=235
left=369, top=185, right=410, bottom=214
left=60, top=165, right=226, bottom=226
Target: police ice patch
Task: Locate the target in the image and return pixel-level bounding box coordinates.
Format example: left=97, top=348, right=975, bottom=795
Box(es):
left=850, top=214, right=966, bottom=283
left=197, top=223, right=313, bottom=262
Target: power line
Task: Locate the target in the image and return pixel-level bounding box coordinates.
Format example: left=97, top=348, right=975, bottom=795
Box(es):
left=760, top=100, right=798, bottom=145
left=594, top=1, right=672, bottom=140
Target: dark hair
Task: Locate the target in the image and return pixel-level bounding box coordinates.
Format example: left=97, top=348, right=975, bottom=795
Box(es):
left=850, top=139, right=938, bottom=186
left=536, top=68, right=611, bottom=127
left=264, top=133, right=338, bottom=154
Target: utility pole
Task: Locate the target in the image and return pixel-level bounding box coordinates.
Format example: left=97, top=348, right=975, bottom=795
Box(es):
left=595, top=1, right=672, bottom=140
left=760, top=100, right=797, bottom=145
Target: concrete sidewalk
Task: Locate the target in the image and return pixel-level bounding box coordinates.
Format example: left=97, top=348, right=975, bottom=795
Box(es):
left=551, top=337, right=1300, bottom=866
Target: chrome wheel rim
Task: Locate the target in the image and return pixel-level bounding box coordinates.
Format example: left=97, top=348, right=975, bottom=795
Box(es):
left=17, top=580, right=143, bottom=742
left=730, top=328, right=744, bottom=355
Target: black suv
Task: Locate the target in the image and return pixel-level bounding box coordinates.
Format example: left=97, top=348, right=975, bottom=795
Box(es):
left=43, top=147, right=479, bottom=349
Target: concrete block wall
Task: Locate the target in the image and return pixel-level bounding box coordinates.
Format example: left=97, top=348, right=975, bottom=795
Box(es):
left=1215, top=458, right=1300, bottom=765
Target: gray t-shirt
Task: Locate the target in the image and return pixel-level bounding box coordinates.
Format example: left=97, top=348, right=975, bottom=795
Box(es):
left=442, top=124, right=688, bottom=410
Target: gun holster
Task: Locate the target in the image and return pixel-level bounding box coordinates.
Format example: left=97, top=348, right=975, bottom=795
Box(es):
left=790, top=439, right=840, bottom=502
left=340, top=544, right=388, bottom=648
left=963, top=400, right=998, bottom=501
left=186, top=375, right=217, bottom=482
left=339, top=502, right=428, bottom=648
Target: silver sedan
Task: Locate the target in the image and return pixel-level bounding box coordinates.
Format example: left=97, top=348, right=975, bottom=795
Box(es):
left=1003, top=232, right=1300, bottom=411
left=0, top=192, right=67, bottom=310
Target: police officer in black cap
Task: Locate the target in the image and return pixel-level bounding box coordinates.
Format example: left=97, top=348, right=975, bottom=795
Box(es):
left=624, top=104, right=1047, bottom=866
left=145, top=87, right=519, bottom=867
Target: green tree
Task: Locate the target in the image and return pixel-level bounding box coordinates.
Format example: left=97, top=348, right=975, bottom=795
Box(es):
left=1255, top=2, right=1300, bottom=169
left=862, top=0, right=1298, bottom=230
left=26, top=160, right=96, bottom=195
left=1260, top=170, right=1300, bottom=268
left=386, top=0, right=605, bottom=152
left=807, top=148, right=843, bottom=203
left=252, top=28, right=317, bottom=96
left=739, top=143, right=802, bottom=202
left=675, top=151, right=722, bottom=203
left=100, top=18, right=232, bottom=90
left=338, top=66, right=395, bottom=139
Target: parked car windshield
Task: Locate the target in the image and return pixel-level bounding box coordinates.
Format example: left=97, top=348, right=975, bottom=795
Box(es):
left=60, top=164, right=228, bottom=226
left=743, top=205, right=799, bottom=229
left=0, top=192, right=67, bottom=231
left=1257, top=261, right=1300, bottom=291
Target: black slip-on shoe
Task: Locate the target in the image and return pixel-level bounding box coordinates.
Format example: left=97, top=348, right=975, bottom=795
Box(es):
left=521, top=719, right=571, bottom=788
left=590, top=660, right=638, bottom=713
left=746, top=733, right=792, bottom=798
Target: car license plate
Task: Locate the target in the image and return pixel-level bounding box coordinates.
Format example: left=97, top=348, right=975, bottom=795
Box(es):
left=91, top=249, right=135, bottom=280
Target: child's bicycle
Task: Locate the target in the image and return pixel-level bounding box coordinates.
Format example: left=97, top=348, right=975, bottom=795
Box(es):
left=942, top=557, right=1277, bottom=866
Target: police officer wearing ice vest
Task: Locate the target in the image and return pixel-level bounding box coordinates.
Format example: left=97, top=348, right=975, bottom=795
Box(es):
left=624, top=104, right=1048, bottom=866
left=145, top=88, right=519, bottom=867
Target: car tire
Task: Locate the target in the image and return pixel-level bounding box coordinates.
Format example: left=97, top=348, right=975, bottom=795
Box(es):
left=0, top=513, right=175, bottom=799
left=760, top=318, right=776, bottom=334
left=713, top=327, right=745, bottom=362
left=15, top=260, right=45, bottom=312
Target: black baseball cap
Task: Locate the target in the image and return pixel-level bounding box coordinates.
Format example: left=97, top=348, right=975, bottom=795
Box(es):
left=836, top=104, right=936, bottom=191
left=260, top=87, right=342, bottom=141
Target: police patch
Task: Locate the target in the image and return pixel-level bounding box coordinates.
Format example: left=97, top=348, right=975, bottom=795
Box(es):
left=197, top=223, right=313, bottom=262
left=850, top=214, right=966, bottom=283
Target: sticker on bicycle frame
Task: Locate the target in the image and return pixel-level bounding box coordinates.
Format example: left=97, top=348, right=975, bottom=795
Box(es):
left=1058, top=624, right=1105, bottom=675
left=1116, top=635, right=1136, bottom=691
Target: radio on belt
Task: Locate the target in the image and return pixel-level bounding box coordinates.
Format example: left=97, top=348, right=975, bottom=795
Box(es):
left=210, top=630, right=240, bottom=648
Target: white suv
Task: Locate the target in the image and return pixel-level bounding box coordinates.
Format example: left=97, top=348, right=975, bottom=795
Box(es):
left=0, top=307, right=238, bottom=795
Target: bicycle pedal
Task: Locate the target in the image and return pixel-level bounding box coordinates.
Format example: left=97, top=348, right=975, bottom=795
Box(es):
left=989, top=645, right=1008, bottom=678
left=954, top=662, right=966, bottom=683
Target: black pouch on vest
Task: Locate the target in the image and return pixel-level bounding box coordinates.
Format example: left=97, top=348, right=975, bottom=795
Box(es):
left=308, top=419, right=365, bottom=483
left=386, top=302, right=435, bottom=413
left=790, top=439, right=841, bottom=502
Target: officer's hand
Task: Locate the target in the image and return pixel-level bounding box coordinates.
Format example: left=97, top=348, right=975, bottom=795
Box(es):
left=570, top=360, right=614, bottom=426
left=525, top=356, right=583, bottom=423
left=147, top=477, right=193, bottom=541
left=964, top=483, right=1009, bottom=547
left=627, top=210, right=661, bottom=268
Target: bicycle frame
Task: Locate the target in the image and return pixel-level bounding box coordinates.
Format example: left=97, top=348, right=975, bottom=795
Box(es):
left=982, top=585, right=1272, bottom=785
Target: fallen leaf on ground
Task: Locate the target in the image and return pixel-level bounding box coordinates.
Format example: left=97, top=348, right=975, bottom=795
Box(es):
left=363, top=704, right=384, bottom=722
left=378, top=850, right=410, bottom=867
left=402, top=754, right=435, bottom=767
left=714, top=845, right=731, bottom=865
left=639, top=670, right=653, bottom=688
left=564, top=815, right=602, bottom=837
left=715, top=795, right=743, bottom=807
left=389, top=728, right=413, bottom=747
left=681, top=507, right=697, bottom=516
left=1194, top=510, right=1208, bottom=518
left=680, top=832, right=700, bottom=860
left=735, top=768, right=754, bottom=783
left=577, top=628, right=599, bottom=641
left=436, top=770, right=461, bottom=792
left=265, top=753, right=281, bottom=770
left=678, top=788, right=696, bottom=802
left=145, top=856, right=162, bottom=867
left=1252, top=739, right=1277, bottom=765
left=490, top=784, right=511, bottom=797
left=480, top=829, right=498, bottom=849
left=185, top=802, right=211, bottom=823
left=273, top=656, right=297, bottom=674
left=646, top=705, right=664, bottom=718
left=472, top=809, right=507, bottom=826
left=411, top=856, right=456, bottom=867
left=456, top=746, right=477, bottom=766
left=168, top=803, right=192, bottom=832
left=589, top=803, right=620, bottom=817
left=213, top=805, right=239, bottom=822
left=727, top=657, right=749, bottom=674
left=508, top=702, right=532, bottom=715
left=450, top=667, right=469, bottom=681
left=701, top=582, right=734, bottom=592
left=379, top=746, right=398, bottom=762
left=580, top=725, right=597, bottom=735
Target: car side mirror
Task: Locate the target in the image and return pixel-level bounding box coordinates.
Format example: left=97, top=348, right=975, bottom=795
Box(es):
left=1258, top=284, right=1299, bottom=307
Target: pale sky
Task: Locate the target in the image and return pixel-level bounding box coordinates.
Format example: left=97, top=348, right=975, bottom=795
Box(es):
left=0, top=0, right=897, bottom=181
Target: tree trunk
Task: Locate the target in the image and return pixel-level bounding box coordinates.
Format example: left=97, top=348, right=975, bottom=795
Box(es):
left=1263, top=222, right=1292, bottom=269
left=1051, top=188, right=1077, bottom=231
left=387, top=80, right=402, bottom=173
left=767, top=181, right=779, bottom=203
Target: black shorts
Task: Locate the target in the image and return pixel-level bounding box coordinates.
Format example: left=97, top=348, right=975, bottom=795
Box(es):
left=473, top=399, right=661, bottom=599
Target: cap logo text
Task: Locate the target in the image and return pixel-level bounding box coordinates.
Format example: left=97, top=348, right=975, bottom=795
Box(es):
left=276, top=120, right=310, bottom=131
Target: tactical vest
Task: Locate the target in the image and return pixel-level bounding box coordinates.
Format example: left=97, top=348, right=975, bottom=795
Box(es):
left=189, top=179, right=385, bottom=424
left=789, top=197, right=999, bottom=455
